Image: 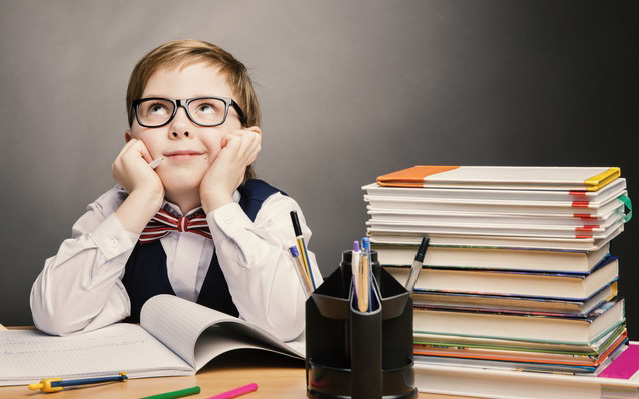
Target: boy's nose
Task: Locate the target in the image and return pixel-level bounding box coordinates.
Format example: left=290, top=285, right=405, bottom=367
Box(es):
left=169, top=107, right=193, bottom=139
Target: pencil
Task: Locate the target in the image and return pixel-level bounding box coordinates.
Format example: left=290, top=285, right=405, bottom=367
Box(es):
left=139, top=386, right=201, bottom=399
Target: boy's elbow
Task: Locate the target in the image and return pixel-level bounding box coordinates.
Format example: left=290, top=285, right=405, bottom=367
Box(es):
left=31, top=292, right=83, bottom=336
left=31, top=304, right=84, bottom=336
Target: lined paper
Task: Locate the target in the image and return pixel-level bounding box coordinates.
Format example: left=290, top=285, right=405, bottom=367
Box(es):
left=0, top=324, right=191, bottom=386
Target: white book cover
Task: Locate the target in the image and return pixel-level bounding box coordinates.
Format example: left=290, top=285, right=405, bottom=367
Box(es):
left=363, top=178, right=626, bottom=202
left=377, top=166, right=620, bottom=191
left=367, top=225, right=624, bottom=251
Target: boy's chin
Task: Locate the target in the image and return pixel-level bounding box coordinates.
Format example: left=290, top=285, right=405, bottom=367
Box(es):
left=160, top=176, right=204, bottom=196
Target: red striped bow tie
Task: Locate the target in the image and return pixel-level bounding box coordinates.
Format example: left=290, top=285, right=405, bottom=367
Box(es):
left=140, top=208, right=212, bottom=244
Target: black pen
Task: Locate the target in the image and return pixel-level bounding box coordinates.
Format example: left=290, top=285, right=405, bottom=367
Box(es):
left=405, top=237, right=430, bottom=292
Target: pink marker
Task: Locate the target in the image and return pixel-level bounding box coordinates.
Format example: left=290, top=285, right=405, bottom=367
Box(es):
left=206, top=383, right=258, bottom=399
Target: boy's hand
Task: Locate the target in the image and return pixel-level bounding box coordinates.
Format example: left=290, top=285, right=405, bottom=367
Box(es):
left=112, top=138, right=165, bottom=202
left=200, top=129, right=261, bottom=213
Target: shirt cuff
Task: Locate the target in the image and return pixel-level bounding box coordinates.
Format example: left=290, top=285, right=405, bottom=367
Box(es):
left=88, top=213, right=140, bottom=260
left=207, top=202, right=253, bottom=244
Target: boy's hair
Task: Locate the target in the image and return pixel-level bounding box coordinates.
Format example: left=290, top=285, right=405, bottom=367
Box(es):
left=126, top=39, right=259, bottom=181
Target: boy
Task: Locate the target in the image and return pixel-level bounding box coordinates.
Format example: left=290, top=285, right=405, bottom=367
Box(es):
left=30, top=40, right=321, bottom=341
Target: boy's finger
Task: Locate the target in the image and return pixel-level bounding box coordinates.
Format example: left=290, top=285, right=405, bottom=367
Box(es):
left=127, top=139, right=154, bottom=164
left=117, top=138, right=138, bottom=158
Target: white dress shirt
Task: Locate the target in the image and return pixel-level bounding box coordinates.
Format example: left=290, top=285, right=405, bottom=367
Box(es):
left=30, top=185, right=322, bottom=341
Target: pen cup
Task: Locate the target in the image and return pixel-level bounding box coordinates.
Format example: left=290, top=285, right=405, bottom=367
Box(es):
left=305, top=250, right=417, bottom=399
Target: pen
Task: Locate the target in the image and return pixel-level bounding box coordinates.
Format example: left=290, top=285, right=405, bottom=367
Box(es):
left=290, top=210, right=316, bottom=289
left=289, top=246, right=313, bottom=298
left=206, top=382, right=258, bottom=399
left=405, top=237, right=430, bottom=292
left=362, top=237, right=374, bottom=312
left=148, top=157, right=164, bottom=169
left=28, top=372, right=127, bottom=392
left=351, top=241, right=360, bottom=306
left=358, top=238, right=369, bottom=312
left=140, top=385, right=201, bottom=399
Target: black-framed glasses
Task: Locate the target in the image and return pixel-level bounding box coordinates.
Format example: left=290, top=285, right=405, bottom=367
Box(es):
left=131, top=97, right=247, bottom=128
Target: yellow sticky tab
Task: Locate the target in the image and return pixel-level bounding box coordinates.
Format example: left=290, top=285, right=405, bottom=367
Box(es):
left=584, top=167, right=620, bottom=191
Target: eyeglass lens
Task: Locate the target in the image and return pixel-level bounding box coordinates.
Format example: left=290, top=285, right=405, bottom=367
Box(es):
left=137, top=98, right=227, bottom=127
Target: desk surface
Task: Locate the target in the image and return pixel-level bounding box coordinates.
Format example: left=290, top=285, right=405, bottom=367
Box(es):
left=1, top=332, right=473, bottom=399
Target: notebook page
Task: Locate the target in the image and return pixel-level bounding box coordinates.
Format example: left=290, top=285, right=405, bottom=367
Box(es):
left=0, top=324, right=192, bottom=386
left=141, top=295, right=304, bottom=371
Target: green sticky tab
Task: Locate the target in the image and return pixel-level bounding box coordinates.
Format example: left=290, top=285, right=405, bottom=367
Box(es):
left=619, top=194, right=632, bottom=223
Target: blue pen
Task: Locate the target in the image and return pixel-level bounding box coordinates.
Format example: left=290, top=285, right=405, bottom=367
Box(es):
left=362, top=237, right=374, bottom=312
left=29, top=372, right=128, bottom=392
left=290, top=211, right=316, bottom=289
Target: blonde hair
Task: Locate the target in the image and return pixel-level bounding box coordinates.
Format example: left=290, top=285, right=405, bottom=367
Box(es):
left=126, top=39, right=260, bottom=181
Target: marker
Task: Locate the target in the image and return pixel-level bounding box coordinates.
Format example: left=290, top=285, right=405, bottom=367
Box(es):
left=140, top=386, right=201, bottom=399
left=28, top=372, right=127, bottom=392
left=405, top=237, right=430, bottom=292
left=289, top=246, right=312, bottom=298
left=351, top=241, right=360, bottom=306
left=290, top=211, right=316, bottom=289
left=206, top=382, right=258, bottom=399
left=362, top=237, right=373, bottom=312
left=148, top=157, right=164, bottom=169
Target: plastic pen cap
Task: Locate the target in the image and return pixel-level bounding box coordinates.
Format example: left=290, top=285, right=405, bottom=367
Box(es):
left=414, top=237, right=430, bottom=262
left=353, top=241, right=360, bottom=252
left=361, top=237, right=370, bottom=250
left=289, top=246, right=300, bottom=256
left=290, top=211, right=303, bottom=236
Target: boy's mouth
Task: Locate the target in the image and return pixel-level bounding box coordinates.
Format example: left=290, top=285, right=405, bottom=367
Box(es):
left=164, top=150, right=206, bottom=161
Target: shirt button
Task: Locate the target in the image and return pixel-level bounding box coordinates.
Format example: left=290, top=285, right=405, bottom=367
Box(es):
left=109, top=237, right=119, bottom=247
left=224, top=217, right=234, bottom=224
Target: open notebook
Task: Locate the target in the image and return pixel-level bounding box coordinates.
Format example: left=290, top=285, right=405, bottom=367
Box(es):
left=0, top=295, right=304, bottom=386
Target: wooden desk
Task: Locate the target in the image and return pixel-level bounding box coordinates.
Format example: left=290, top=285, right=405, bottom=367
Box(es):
left=1, top=331, right=472, bottom=399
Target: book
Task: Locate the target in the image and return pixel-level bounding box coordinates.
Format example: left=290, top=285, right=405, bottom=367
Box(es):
left=413, top=323, right=627, bottom=355
left=414, top=342, right=639, bottom=399
left=368, top=204, right=625, bottom=228
left=0, top=323, right=7, bottom=331
left=413, top=340, right=626, bottom=374
left=377, top=165, right=621, bottom=191
left=411, top=282, right=617, bottom=315
left=386, top=256, right=619, bottom=300
left=413, top=330, right=628, bottom=368
left=368, top=226, right=624, bottom=251
left=0, top=295, right=303, bottom=386
left=363, top=178, right=627, bottom=202
left=364, top=192, right=626, bottom=218
left=373, top=242, right=610, bottom=273
left=368, top=219, right=624, bottom=240
left=412, top=298, right=624, bottom=345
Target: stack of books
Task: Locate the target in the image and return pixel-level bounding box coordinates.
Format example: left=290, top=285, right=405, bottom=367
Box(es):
left=362, top=166, right=632, bottom=380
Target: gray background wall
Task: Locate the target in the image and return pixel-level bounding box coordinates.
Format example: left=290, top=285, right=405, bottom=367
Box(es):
left=1, top=1, right=637, bottom=335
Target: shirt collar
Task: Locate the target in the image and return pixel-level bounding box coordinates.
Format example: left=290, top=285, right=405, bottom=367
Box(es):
left=162, top=190, right=241, bottom=217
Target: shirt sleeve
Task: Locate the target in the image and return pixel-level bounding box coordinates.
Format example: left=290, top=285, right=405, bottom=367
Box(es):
left=207, top=193, right=323, bottom=342
left=30, top=189, right=138, bottom=336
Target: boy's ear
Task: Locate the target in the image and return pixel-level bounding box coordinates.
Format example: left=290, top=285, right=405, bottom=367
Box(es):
left=125, top=130, right=133, bottom=142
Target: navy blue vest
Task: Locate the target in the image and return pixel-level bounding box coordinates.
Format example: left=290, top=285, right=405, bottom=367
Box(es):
left=122, top=179, right=285, bottom=323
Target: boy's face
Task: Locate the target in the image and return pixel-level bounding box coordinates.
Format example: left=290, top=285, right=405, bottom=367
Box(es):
left=126, top=62, right=245, bottom=201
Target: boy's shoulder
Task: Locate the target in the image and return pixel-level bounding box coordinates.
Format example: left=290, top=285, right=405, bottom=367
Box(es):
left=89, top=185, right=129, bottom=216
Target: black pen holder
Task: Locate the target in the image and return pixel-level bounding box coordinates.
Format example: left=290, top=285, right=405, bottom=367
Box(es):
left=305, top=251, right=417, bottom=399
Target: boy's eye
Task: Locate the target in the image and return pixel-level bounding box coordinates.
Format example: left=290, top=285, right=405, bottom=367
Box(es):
left=195, top=102, right=221, bottom=114
left=148, top=103, right=170, bottom=115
